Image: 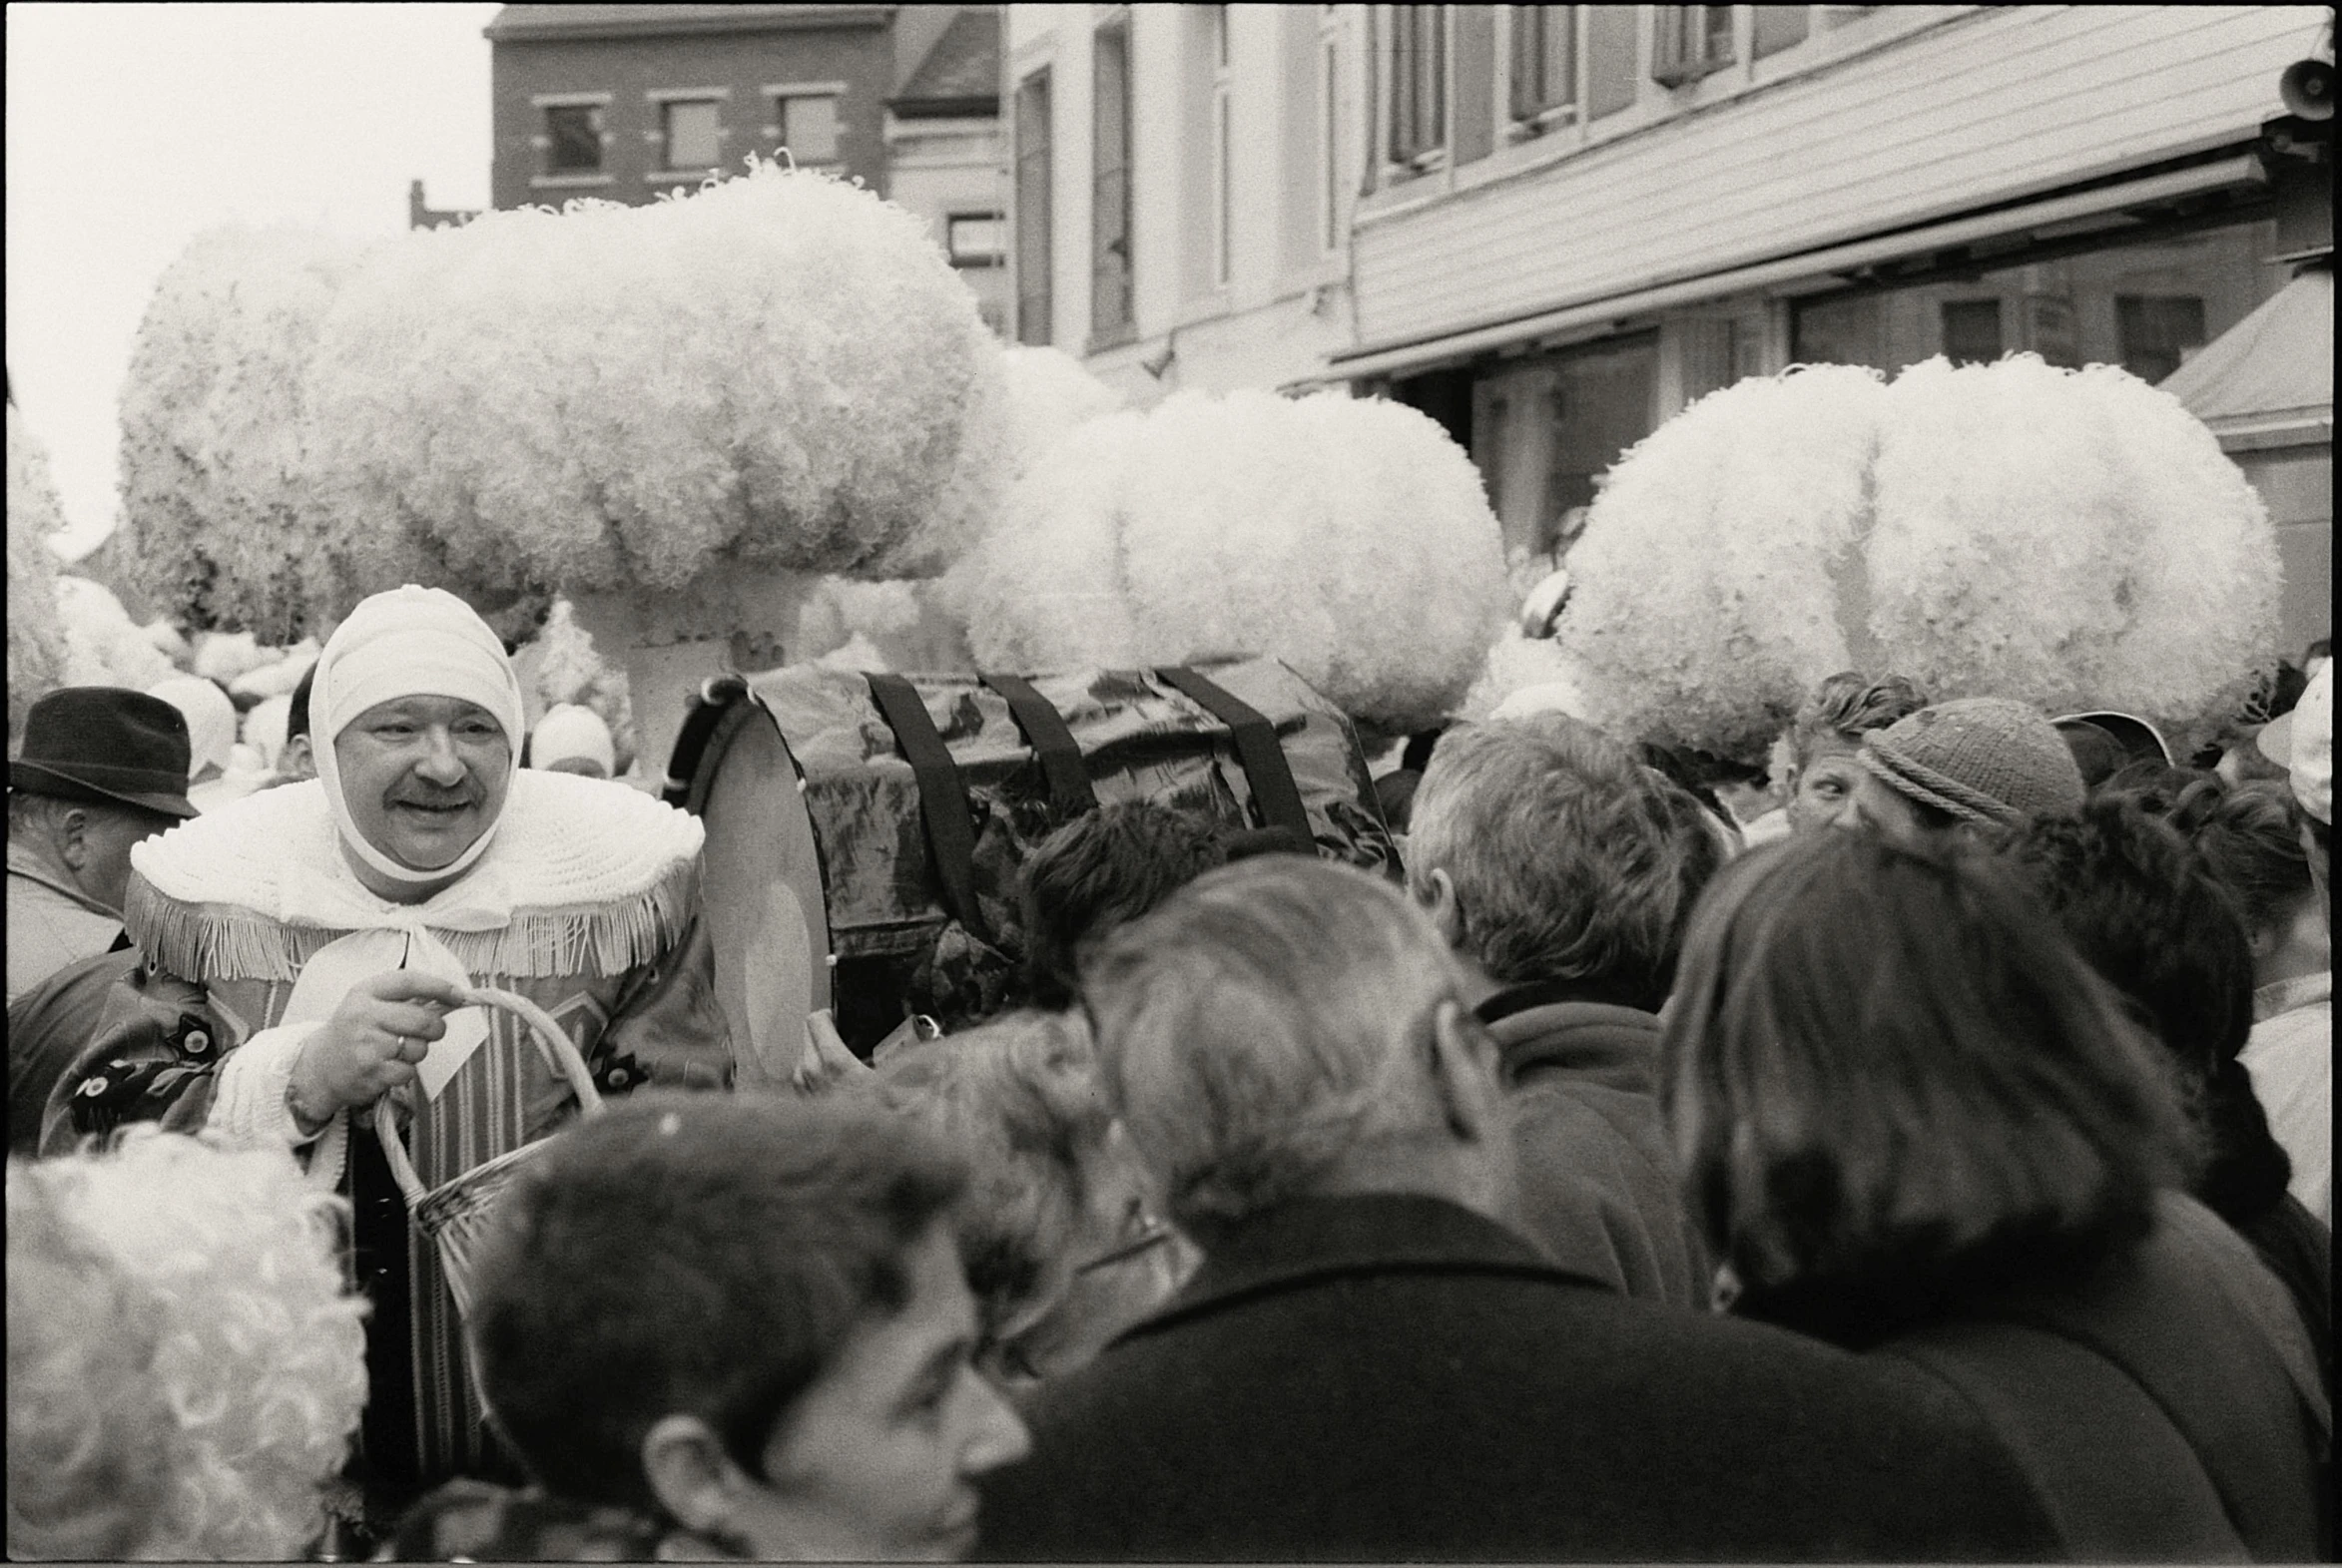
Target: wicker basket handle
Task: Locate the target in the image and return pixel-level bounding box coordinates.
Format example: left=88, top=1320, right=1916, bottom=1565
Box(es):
left=372, top=986, right=607, bottom=1208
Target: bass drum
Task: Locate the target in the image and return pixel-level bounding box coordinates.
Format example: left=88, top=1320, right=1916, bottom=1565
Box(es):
left=670, top=660, right=1399, bottom=1069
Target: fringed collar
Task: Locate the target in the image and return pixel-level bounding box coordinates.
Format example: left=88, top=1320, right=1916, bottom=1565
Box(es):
left=126, top=775, right=705, bottom=982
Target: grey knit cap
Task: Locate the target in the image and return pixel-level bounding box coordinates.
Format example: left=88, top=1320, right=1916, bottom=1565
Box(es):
left=1858, top=698, right=2086, bottom=825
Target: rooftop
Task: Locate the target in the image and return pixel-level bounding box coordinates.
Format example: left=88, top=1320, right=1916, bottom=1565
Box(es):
left=890, top=7, right=998, bottom=116
left=485, top=5, right=890, bottom=43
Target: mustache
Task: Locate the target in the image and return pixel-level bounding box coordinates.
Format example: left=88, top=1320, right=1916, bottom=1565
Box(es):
left=389, top=786, right=485, bottom=808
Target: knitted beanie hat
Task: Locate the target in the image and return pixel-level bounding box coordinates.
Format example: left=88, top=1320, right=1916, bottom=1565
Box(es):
left=1858, top=698, right=2085, bottom=825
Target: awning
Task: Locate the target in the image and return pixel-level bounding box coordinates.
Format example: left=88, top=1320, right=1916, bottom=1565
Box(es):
left=2158, top=265, right=2333, bottom=453
left=1327, top=154, right=2268, bottom=383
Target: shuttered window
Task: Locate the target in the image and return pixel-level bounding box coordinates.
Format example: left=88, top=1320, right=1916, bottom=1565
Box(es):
left=1511, top=5, right=1577, bottom=121
left=1389, top=5, right=1448, bottom=169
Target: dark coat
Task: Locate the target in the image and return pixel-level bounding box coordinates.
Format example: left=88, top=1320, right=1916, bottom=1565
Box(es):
left=1480, top=983, right=1709, bottom=1307
left=1876, top=1191, right=2331, bottom=1563
left=974, top=1194, right=2060, bottom=1563
left=7, top=946, right=137, bottom=1155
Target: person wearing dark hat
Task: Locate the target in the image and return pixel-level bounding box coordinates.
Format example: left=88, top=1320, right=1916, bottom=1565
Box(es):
left=7, top=688, right=196, bottom=1003
left=2052, top=710, right=2172, bottom=792
left=1835, top=696, right=2086, bottom=839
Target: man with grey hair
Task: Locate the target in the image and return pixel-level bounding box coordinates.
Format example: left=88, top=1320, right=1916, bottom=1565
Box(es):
left=1405, top=713, right=1714, bottom=1306
left=973, top=856, right=2058, bottom=1562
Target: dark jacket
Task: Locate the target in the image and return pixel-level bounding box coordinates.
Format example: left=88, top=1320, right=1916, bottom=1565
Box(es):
left=1480, top=983, right=1709, bottom=1307
left=7, top=946, right=137, bottom=1155
left=1877, top=1191, right=2331, bottom=1563
left=974, top=1194, right=2060, bottom=1562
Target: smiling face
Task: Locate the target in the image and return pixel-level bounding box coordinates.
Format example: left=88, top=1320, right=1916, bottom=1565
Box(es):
left=331, top=696, right=512, bottom=872
left=746, top=1224, right=1030, bottom=1560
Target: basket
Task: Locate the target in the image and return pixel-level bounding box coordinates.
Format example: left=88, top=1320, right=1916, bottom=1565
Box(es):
left=371, top=985, right=605, bottom=1321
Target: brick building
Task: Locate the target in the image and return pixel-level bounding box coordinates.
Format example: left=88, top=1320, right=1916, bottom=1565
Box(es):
left=484, top=4, right=1003, bottom=329
left=486, top=4, right=901, bottom=207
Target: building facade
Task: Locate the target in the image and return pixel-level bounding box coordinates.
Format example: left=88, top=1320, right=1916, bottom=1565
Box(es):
left=1005, top=4, right=1366, bottom=402
left=485, top=4, right=1005, bottom=333
left=1005, top=4, right=2330, bottom=631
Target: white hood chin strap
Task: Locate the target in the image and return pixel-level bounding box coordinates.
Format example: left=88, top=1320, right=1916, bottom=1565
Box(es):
left=309, top=586, right=528, bottom=887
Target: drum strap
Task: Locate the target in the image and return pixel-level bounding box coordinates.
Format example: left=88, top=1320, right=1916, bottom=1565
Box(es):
left=866, top=674, right=989, bottom=942
left=981, top=673, right=1098, bottom=816
left=1156, top=667, right=1313, bottom=842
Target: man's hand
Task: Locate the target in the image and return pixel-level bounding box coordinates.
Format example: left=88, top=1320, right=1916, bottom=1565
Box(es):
left=287, top=970, right=469, bottom=1131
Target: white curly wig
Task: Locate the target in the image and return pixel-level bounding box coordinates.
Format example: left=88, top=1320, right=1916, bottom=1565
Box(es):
left=7, top=1130, right=368, bottom=1560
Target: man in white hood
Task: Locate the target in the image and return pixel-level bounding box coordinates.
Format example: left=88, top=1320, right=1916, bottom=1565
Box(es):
left=45, top=586, right=733, bottom=1548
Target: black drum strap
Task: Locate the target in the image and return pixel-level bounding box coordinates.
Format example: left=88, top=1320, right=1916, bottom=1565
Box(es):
left=981, top=673, right=1098, bottom=816
left=866, top=674, right=988, bottom=942
left=1156, top=667, right=1312, bottom=842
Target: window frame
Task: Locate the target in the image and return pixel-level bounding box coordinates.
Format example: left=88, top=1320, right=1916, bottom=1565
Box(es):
left=1089, top=20, right=1137, bottom=348
left=1508, top=4, right=1579, bottom=131
left=1211, top=5, right=1234, bottom=288
left=1013, top=66, right=1054, bottom=346
left=1318, top=8, right=1344, bottom=255
left=946, top=212, right=1008, bottom=270
left=657, top=97, right=725, bottom=174
left=1651, top=5, right=1739, bottom=88
left=539, top=99, right=609, bottom=176
left=1386, top=4, right=1451, bottom=177
left=760, top=81, right=846, bottom=168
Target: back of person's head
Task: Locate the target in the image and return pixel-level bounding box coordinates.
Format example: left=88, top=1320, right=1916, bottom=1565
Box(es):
left=1787, top=672, right=1931, bottom=774
left=1084, top=856, right=1479, bottom=1244
left=1995, top=799, right=2291, bottom=1226
left=469, top=1094, right=966, bottom=1514
left=1662, top=833, right=2193, bottom=1346
left=1019, top=800, right=1228, bottom=1009
left=859, top=1012, right=1115, bottom=1344
left=2160, top=778, right=2318, bottom=949
left=1408, top=713, right=1703, bottom=1011
left=7, top=1131, right=366, bottom=1560
left=2094, top=759, right=2214, bottom=814
left=861, top=1011, right=1183, bottom=1384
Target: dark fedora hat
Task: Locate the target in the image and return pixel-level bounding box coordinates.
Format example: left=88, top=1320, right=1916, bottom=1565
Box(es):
left=10, top=687, right=199, bottom=818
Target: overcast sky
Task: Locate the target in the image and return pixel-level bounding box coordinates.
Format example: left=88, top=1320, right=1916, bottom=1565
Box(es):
left=6, top=2, right=502, bottom=559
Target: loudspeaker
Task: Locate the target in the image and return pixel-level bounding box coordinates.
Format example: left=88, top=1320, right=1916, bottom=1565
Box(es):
left=2279, top=58, right=2335, bottom=122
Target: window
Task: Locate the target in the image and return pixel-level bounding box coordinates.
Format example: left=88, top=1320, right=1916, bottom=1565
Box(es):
left=1584, top=5, right=1639, bottom=119
left=546, top=104, right=604, bottom=173
left=1511, top=5, right=1577, bottom=124
left=1389, top=5, right=1447, bottom=170
left=1466, top=333, right=1661, bottom=564
left=1015, top=69, right=1053, bottom=346
left=1752, top=5, right=1810, bottom=59
left=780, top=93, right=841, bottom=164
left=1652, top=5, right=1735, bottom=87
left=1792, top=222, right=2283, bottom=387
left=662, top=99, right=721, bottom=171
left=1211, top=6, right=1233, bottom=287
left=2115, top=295, right=2208, bottom=385
left=1319, top=13, right=1342, bottom=252
left=948, top=214, right=1006, bottom=268
left=1939, top=299, right=2004, bottom=365
left=1091, top=23, right=1135, bottom=343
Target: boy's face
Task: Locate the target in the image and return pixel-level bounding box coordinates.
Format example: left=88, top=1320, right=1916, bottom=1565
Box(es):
left=743, top=1223, right=1031, bottom=1560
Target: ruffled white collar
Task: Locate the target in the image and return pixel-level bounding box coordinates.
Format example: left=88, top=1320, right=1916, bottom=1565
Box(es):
left=133, top=773, right=703, bottom=933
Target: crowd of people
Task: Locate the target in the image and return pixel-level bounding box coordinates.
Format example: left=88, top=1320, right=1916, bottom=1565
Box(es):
left=6, top=579, right=2332, bottom=1562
